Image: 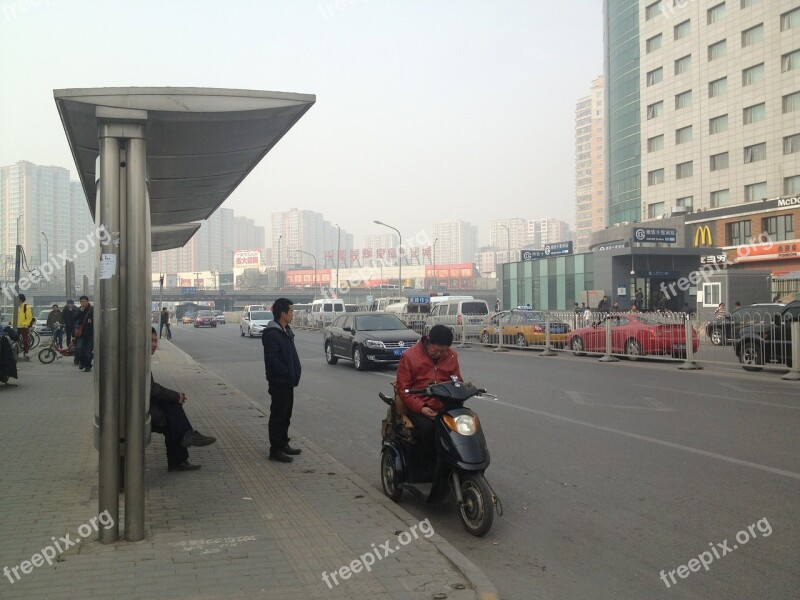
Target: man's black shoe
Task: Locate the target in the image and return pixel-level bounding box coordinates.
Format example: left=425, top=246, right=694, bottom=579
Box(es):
left=83, top=368, right=91, bottom=373
left=283, top=445, right=302, bottom=456
left=268, top=450, right=293, bottom=463
left=168, top=461, right=201, bottom=472
left=181, top=430, right=216, bottom=448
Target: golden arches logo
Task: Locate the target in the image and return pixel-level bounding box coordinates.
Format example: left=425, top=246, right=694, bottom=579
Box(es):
left=694, top=225, right=713, bottom=247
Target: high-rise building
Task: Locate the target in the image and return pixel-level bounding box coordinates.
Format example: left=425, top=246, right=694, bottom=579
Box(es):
left=605, top=0, right=800, bottom=225
left=489, top=219, right=526, bottom=262
left=152, top=207, right=236, bottom=276
left=575, top=76, right=606, bottom=252
left=432, top=220, right=478, bottom=264
left=233, top=216, right=265, bottom=255
left=529, top=218, right=571, bottom=247
left=271, top=209, right=352, bottom=269
left=0, top=161, right=95, bottom=287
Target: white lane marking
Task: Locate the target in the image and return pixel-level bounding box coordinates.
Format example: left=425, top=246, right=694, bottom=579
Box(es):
left=566, top=390, right=672, bottom=411
left=478, top=397, right=800, bottom=481
left=633, top=383, right=800, bottom=410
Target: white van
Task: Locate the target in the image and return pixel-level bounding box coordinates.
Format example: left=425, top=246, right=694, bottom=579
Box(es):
left=424, top=297, right=490, bottom=340
left=370, top=296, right=406, bottom=312
left=310, top=299, right=346, bottom=328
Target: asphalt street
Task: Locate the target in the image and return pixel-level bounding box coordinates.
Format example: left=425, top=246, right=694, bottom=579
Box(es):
left=170, top=321, right=800, bottom=600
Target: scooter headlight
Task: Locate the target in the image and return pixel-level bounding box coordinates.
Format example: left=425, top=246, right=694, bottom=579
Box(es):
left=443, top=414, right=478, bottom=436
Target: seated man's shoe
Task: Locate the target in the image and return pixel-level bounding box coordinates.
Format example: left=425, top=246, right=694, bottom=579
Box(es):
left=283, top=444, right=302, bottom=456
left=268, top=449, right=293, bottom=463
left=168, top=461, right=201, bottom=472
left=181, top=430, right=217, bottom=448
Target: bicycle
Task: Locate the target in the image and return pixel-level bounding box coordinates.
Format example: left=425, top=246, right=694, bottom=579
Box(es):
left=38, top=325, right=75, bottom=364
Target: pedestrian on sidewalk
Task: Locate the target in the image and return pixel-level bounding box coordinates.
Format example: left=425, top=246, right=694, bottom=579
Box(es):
left=75, top=296, right=94, bottom=372
left=61, top=299, right=79, bottom=360
left=159, top=306, right=172, bottom=340
left=16, top=294, right=33, bottom=361
left=262, top=297, right=302, bottom=463
left=150, top=328, right=216, bottom=471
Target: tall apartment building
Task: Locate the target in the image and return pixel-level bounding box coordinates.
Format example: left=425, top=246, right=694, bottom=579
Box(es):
left=527, top=218, right=571, bottom=247
left=233, top=216, right=265, bottom=254
left=575, top=76, right=606, bottom=252
left=363, top=233, right=400, bottom=265
left=0, top=161, right=95, bottom=285
left=152, top=207, right=237, bottom=275
left=606, top=0, right=800, bottom=225
left=432, top=219, right=478, bottom=264
left=489, top=219, right=527, bottom=262
left=271, top=208, right=352, bottom=269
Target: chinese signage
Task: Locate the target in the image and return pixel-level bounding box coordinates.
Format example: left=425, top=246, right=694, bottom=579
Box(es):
left=700, top=255, right=727, bottom=265
left=234, top=250, right=262, bottom=267
left=522, top=241, right=573, bottom=260
left=633, top=227, right=677, bottom=244
left=736, top=240, right=800, bottom=263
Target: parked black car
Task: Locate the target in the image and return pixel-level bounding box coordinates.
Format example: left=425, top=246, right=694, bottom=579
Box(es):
left=706, top=303, right=785, bottom=346
left=324, top=312, right=420, bottom=371
left=734, top=301, right=800, bottom=371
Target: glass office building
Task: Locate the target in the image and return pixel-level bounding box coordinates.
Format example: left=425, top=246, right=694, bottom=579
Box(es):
left=500, top=254, right=595, bottom=310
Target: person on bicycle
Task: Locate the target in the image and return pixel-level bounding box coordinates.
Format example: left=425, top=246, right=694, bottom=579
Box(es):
left=16, top=294, right=33, bottom=361
left=60, top=300, right=79, bottom=361
left=46, top=304, right=62, bottom=347
left=396, top=325, right=463, bottom=461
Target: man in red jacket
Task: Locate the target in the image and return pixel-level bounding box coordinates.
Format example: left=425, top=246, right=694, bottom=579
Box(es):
left=396, top=325, right=463, bottom=460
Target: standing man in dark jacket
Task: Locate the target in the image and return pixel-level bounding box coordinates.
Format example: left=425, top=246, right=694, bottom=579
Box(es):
left=261, top=297, right=302, bottom=463
left=61, top=300, right=79, bottom=363
left=76, top=295, right=94, bottom=372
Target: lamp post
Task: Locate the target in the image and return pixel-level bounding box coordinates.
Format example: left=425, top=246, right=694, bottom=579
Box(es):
left=499, top=223, right=511, bottom=263
left=294, top=250, right=318, bottom=298
left=432, top=237, right=438, bottom=289
left=374, top=220, right=401, bottom=289
left=41, top=232, right=49, bottom=264
left=335, top=224, right=341, bottom=296
left=277, top=234, right=283, bottom=290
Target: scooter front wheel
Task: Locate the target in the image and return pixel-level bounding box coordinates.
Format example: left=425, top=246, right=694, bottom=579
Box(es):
left=458, top=473, right=494, bottom=536
left=38, top=348, right=56, bottom=364
left=380, top=447, right=403, bottom=502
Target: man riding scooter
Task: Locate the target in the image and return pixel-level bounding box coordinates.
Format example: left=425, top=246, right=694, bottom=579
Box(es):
left=396, top=325, right=462, bottom=463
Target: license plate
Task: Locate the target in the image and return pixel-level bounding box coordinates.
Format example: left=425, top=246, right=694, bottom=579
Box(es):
left=674, top=344, right=686, bottom=349
left=394, top=348, right=407, bottom=356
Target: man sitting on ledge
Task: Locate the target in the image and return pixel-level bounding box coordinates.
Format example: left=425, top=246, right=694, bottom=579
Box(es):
left=150, top=328, right=216, bottom=471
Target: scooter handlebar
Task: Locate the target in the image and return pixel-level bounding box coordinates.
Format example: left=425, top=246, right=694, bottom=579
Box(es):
left=404, top=387, right=429, bottom=395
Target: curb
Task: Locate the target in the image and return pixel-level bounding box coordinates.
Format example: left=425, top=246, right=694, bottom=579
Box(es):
left=163, top=340, right=499, bottom=600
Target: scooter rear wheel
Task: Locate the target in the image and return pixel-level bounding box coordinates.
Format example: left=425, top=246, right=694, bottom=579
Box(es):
left=380, top=447, right=403, bottom=502
left=458, top=473, right=494, bottom=536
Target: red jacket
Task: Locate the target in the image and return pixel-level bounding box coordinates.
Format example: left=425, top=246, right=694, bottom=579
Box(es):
left=396, top=338, right=462, bottom=414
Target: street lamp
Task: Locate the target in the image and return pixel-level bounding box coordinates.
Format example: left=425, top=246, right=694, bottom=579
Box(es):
left=16, top=213, right=24, bottom=247
left=334, top=224, right=342, bottom=296
left=277, top=234, right=283, bottom=290
left=374, top=220, right=401, bottom=289
left=294, top=250, right=318, bottom=298
left=498, top=223, right=511, bottom=263
left=432, top=237, right=438, bottom=289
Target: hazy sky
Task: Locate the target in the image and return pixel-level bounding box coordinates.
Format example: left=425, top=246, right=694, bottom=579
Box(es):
left=0, top=0, right=603, bottom=246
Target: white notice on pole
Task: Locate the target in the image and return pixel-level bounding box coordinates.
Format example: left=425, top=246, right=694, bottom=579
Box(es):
left=99, top=254, right=117, bottom=280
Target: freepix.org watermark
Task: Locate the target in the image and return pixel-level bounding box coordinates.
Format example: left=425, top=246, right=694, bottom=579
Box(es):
left=3, top=511, right=115, bottom=584
left=321, top=518, right=435, bottom=588
left=2, top=225, right=118, bottom=302
left=658, top=517, right=772, bottom=589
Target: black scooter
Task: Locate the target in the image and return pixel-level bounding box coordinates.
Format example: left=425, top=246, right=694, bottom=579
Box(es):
left=379, top=378, right=501, bottom=536
left=0, top=326, right=19, bottom=386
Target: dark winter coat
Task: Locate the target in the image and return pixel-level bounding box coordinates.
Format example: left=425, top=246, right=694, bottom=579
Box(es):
left=261, top=320, right=301, bottom=387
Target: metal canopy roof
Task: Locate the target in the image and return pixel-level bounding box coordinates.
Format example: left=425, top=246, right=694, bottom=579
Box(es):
left=54, top=87, right=315, bottom=250
left=151, top=224, right=201, bottom=252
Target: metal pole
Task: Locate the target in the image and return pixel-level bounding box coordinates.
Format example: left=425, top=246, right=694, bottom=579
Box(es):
left=598, top=317, right=620, bottom=362
left=124, top=132, right=149, bottom=542
left=97, top=130, right=121, bottom=543
left=679, top=313, right=702, bottom=370
left=493, top=314, right=507, bottom=352
left=432, top=238, right=438, bottom=289
left=541, top=312, right=557, bottom=357
left=335, top=225, right=341, bottom=295
left=783, top=321, right=800, bottom=380
left=11, top=245, right=21, bottom=332
left=374, top=221, right=401, bottom=289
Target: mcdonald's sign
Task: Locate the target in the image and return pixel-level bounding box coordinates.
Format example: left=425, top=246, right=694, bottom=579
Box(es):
left=694, top=225, right=713, bottom=247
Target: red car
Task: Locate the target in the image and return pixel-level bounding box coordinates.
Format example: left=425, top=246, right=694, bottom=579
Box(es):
left=193, top=310, right=217, bottom=328
left=567, top=313, right=698, bottom=359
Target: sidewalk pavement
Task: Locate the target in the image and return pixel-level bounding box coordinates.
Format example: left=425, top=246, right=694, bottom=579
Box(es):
left=0, top=340, right=498, bottom=600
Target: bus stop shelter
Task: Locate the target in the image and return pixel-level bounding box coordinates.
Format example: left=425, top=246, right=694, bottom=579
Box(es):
left=54, top=87, right=315, bottom=542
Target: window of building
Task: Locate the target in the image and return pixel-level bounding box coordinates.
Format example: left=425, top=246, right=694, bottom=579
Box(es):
left=675, top=19, right=691, bottom=40
left=782, top=50, right=800, bottom=72
left=675, top=89, right=692, bottom=109
left=647, top=67, right=664, bottom=86
left=710, top=114, right=728, bottom=134
left=677, top=196, right=693, bottom=208
left=784, top=133, right=800, bottom=154
left=727, top=220, right=752, bottom=246
left=647, top=34, right=663, bottom=53
left=785, top=175, right=800, bottom=195
left=647, top=101, right=664, bottom=120
left=676, top=125, right=693, bottom=144
left=744, top=143, right=766, bottom=163
left=708, top=2, right=726, bottom=25
left=708, top=39, right=727, bottom=61
left=743, top=63, right=765, bottom=86
left=741, top=0, right=760, bottom=8
left=675, top=55, right=692, bottom=75
left=646, top=0, right=663, bottom=20
left=648, top=202, right=666, bottom=219
left=676, top=161, right=693, bottom=179
left=711, top=189, right=730, bottom=208
left=703, top=282, right=721, bottom=307
left=744, top=181, right=767, bottom=202
left=648, top=169, right=665, bottom=186
left=710, top=152, right=729, bottom=171
left=781, top=7, right=800, bottom=31
left=648, top=134, right=665, bottom=152
left=783, top=92, right=800, bottom=113
left=764, top=215, right=794, bottom=242
left=743, top=103, right=766, bottom=124
left=709, top=77, right=727, bottom=98
left=742, top=23, right=764, bottom=47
